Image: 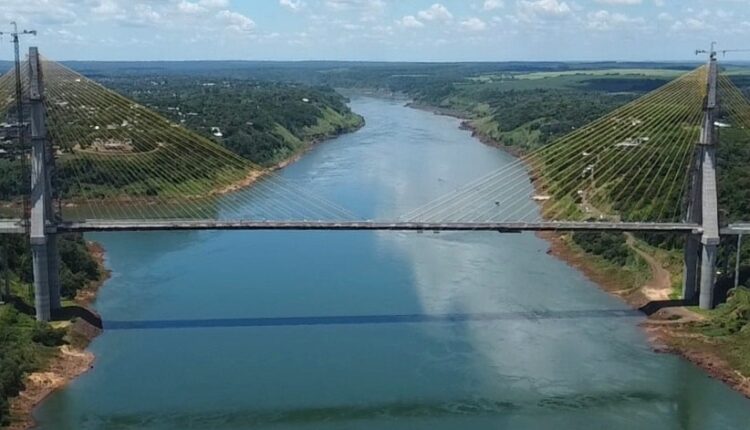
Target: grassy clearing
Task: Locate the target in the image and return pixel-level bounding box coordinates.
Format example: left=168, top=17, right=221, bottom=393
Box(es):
left=693, top=288, right=750, bottom=375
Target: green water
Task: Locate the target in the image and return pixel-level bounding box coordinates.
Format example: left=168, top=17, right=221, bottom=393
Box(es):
left=34, top=97, right=750, bottom=429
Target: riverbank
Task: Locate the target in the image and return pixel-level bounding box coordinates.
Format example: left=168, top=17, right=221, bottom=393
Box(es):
left=6, top=241, right=109, bottom=430
left=543, top=231, right=750, bottom=398
left=410, top=101, right=750, bottom=399
left=407, top=102, right=526, bottom=158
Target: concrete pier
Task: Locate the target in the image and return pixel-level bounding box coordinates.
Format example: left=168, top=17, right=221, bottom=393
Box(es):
left=699, top=244, right=718, bottom=309
left=682, top=235, right=700, bottom=302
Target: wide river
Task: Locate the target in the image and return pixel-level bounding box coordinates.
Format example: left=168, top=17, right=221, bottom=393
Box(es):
left=35, top=96, right=750, bottom=429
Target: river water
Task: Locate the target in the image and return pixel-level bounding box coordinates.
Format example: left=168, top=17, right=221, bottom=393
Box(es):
left=34, top=97, right=750, bottom=429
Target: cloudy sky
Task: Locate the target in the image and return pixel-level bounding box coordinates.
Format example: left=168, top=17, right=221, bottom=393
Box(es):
left=1, top=0, right=748, bottom=62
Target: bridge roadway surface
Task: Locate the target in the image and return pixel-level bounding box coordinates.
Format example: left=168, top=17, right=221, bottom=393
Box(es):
left=58, top=220, right=705, bottom=233
left=0, top=219, right=717, bottom=234
left=2, top=219, right=747, bottom=235
left=0, top=219, right=750, bottom=235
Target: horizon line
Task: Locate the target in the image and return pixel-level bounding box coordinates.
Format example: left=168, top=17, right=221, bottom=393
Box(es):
left=0, top=58, right=727, bottom=64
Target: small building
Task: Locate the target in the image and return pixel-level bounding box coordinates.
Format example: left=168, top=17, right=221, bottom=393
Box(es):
left=615, top=137, right=649, bottom=148
left=211, top=127, right=223, bottom=138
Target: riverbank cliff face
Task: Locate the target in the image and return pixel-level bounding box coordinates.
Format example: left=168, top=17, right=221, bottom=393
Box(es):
left=411, top=102, right=750, bottom=400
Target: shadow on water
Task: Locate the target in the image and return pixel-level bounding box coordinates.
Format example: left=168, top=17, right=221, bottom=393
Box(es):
left=75, top=390, right=670, bottom=428
left=103, top=309, right=641, bottom=330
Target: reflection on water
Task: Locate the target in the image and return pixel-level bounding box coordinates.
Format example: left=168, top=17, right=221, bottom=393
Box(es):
left=34, top=97, right=750, bottom=430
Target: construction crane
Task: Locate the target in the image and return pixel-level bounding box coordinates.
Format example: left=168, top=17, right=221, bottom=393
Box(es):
left=0, top=22, right=35, bottom=301
left=721, top=49, right=750, bottom=57
left=1, top=22, right=36, bottom=135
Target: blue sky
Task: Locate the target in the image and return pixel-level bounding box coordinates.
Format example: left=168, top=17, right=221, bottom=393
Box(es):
left=1, top=0, right=749, bottom=62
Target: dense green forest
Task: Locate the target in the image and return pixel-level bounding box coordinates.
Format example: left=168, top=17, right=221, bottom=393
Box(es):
left=0, top=234, right=100, bottom=426
left=103, top=77, right=364, bottom=167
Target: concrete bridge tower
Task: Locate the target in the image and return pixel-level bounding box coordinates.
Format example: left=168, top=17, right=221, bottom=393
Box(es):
left=683, top=50, right=721, bottom=310
left=28, top=47, right=61, bottom=321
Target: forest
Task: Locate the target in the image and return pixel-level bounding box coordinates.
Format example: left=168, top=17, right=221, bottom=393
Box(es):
left=104, top=76, right=364, bottom=167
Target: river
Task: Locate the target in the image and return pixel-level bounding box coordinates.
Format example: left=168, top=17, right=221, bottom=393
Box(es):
left=34, top=96, right=750, bottom=429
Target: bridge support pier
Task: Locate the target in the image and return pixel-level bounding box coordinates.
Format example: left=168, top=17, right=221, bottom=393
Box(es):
left=699, top=243, right=718, bottom=309
left=48, top=235, right=61, bottom=311
left=28, top=47, right=60, bottom=321
left=31, top=240, right=52, bottom=321
left=682, top=234, right=700, bottom=302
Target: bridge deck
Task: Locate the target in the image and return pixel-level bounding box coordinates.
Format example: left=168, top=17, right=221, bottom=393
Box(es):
left=54, top=220, right=702, bottom=233
left=722, top=223, right=750, bottom=235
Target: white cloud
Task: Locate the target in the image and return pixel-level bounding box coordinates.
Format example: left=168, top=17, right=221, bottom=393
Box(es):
left=279, top=0, right=305, bottom=12
left=587, top=10, right=645, bottom=31
left=92, top=0, right=123, bottom=17
left=417, top=3, right=453, bottom=22
left=217, top=10, right=256, bottom=33
left=397, top=15, right=424, bottom=29
left=518, top=0, right=572, bottom=18
left=325, top=0, right=385, bottom=12
left=483, top=0, right=504, bottom=10
left=657, top=12, right=673, bottom=21
left=460, top=17, right=487, bottom=31
left=122, top=4, right=161, bottom=27
left=671, top=17, right=711, bottom=32
left=594, top=0, right=642, bottom=4
left=1, top=0, right=79, bottom=25
left=177, top=1, right=206, bottom=15
left=198, top=0, right=229, bottom=8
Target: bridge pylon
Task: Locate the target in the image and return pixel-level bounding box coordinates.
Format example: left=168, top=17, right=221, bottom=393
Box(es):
left=28, top=47, right=61, bottom=321
left=684, top=50, right=721, bottom=310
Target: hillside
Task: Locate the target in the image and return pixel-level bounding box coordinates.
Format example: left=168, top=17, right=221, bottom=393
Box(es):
left=0, top=65, right=364, bottom=204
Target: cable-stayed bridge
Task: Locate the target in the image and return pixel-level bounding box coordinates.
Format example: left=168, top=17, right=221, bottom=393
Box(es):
left=1, top=47, right=748, bottom=320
